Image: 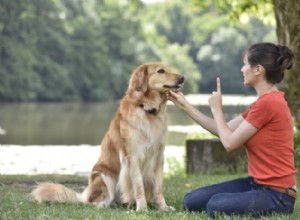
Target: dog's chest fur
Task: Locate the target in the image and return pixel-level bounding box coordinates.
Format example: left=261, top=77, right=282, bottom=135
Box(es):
left=118, top=97, right=167, bottom=161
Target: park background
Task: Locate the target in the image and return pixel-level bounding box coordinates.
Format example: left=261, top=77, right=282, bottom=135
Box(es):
left=0, top=0, right=300, bottom=219
left=0, top=0, right=299, bottom=160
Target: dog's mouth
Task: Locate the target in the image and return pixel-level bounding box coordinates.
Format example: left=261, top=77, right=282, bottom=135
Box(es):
left=163, top=77, right=185, bottom=91
left=163, top=83, right=183, bottom=91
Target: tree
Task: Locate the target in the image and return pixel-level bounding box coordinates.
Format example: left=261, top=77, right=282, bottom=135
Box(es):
left=0, top=0, right=41, bottom=101
left=193, top=0, right=300, bottom=127
left=136, top=0, right=275, bottom=94
left=273, top=0, right=300, bottom=127
left=136, top=0, right=202, bottom=93
left=196, top=18, right=275, bottom=94
left=0, top=0, right=148, bottom=101
left=58, top=0, right=146, bottom=101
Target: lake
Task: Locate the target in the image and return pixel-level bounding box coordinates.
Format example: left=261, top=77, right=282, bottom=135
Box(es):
left=0, top=94, right=255, bottom=146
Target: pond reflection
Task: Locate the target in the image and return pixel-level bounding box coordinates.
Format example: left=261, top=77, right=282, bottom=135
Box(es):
left=0, top=101, right=249, bottom=146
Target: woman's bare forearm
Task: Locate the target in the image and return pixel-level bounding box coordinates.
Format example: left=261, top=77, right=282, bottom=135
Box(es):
left=182, top=104, right=219, bottom=136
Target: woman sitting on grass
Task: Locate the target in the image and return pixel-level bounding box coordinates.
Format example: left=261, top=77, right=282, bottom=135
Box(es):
left=166, top=42, right=297, bottom=217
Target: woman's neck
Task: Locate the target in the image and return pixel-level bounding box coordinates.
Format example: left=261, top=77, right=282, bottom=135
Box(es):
left=255, top=83, right=278, bottom=97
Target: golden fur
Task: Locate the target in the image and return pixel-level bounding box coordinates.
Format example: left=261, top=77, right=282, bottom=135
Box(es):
left=31, top=63, right=184, bottom=211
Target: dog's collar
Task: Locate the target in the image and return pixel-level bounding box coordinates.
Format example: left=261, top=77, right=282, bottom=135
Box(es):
left=139, top=104, right=157, bottom=115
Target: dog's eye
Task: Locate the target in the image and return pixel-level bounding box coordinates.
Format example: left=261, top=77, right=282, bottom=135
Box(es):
left=157, top=69, right=165, bottom=74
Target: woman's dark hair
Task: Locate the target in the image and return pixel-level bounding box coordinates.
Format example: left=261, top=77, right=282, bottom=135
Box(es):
left=247, top=42, right=294, bottom=83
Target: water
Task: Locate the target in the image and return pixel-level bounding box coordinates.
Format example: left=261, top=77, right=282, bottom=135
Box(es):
left=0, top=95, right=254, bottom=146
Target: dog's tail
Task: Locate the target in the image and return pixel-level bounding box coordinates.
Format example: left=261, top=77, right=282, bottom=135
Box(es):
left=31, top=182, right=83, bottom=203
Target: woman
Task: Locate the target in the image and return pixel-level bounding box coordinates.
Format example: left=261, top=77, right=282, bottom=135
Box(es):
left=166, top=42, right=297, bottom=217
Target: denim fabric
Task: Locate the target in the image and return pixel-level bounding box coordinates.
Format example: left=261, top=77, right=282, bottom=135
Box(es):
left=182, top=176, right=295, bottom=217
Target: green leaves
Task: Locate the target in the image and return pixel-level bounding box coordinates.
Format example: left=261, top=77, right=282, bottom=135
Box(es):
left=0, top=0, right=143, bottom=101
left=0, top=0, right=281, bottom=102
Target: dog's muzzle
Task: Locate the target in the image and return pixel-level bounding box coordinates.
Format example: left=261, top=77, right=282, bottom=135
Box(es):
left=163, top=76, right=185, bottom=91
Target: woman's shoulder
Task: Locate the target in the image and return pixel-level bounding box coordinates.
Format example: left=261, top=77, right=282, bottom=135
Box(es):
left=257, top=91, right=285, bottom=104
left=249, top=91, right=286, bottom=113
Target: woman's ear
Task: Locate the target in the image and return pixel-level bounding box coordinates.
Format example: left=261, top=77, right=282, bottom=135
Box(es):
left=129, top=65, right=148, bottom=93
left=255, top=64, right=265, bottom=76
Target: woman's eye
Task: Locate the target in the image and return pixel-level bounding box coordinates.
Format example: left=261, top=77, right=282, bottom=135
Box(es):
left=157, top=69, right=165, bottom=74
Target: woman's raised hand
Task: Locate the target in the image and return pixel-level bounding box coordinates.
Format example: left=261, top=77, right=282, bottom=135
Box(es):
left=208, top=77, right=222, bottom=113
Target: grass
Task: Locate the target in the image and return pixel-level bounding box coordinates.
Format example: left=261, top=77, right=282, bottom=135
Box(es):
left=0, top=173, right=299, bottom=220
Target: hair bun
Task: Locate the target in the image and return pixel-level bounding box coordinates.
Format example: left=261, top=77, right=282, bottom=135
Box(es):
left=277, top=45, right=294, bottom=70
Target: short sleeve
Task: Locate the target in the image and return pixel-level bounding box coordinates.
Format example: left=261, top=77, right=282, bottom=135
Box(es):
left=243, top=98, right=274, bottom=129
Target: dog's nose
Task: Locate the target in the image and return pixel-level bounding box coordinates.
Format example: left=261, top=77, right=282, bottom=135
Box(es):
left=178, top=76, right=185, bottom=83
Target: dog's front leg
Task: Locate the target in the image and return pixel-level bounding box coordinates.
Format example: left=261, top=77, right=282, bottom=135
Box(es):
left=153, top=156, right=175, bottom=211
left=130, top=157, right=147, bottom=211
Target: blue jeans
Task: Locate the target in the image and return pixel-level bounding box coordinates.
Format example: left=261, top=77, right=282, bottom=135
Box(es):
left=182, top=176, right=295, bottom=217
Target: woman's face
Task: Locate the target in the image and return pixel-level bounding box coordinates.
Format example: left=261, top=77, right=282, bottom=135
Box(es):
left=241, top=54, right=257, bottom=86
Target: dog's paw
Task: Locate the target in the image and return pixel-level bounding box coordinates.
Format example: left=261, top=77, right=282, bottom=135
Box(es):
left=95, top=201, right=110, bottom=209
left=136, top=206, right=148, bottom=212
left=136, top=200, right=147, bottom=211
left=136, top=205, right=148, bottom=212
left=159, top=205, right=175, bottom=211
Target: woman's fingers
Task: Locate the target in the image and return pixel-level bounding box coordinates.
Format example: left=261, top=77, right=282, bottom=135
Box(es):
left=216, top=77, right=221, bottom=93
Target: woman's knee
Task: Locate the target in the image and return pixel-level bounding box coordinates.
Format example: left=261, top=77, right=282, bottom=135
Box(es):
left=206, top=194, right=227, bottom=217
left=182, top=192, right=192, bottom=210
left=206, top=193, right=243, bottom=217
left=182, top=191, right=206, bottom=212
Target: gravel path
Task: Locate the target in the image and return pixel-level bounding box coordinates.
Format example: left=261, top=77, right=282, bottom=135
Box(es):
left=0, top=145, right=184, bottom=176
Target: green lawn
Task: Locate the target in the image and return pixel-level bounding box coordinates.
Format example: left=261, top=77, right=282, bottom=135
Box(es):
left=0, top=174, right=299, bottom=220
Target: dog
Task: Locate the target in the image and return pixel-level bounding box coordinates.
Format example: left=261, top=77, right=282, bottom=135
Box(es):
left=31, top=63, right=184, bottom=211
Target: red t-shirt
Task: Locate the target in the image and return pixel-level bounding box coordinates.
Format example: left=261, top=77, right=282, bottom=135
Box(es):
left=242, top=91, right=297, bottom=188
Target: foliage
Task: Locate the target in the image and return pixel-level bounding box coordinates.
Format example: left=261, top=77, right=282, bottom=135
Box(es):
left=0, top=0, right=277, bottom=102
left=0, top=0, right=146, bottom=101
left=213, top=0, right=274, bottom=25
left=195, top=17, right=275, bottom=94
left=140, top=0, right=276, bottom=94
left=192, top=0, right=300, bottom=136
left=137, top=0, right=202, bottom=94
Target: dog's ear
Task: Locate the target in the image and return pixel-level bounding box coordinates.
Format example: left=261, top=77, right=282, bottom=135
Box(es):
left=130, top=64, right=148, bottom=92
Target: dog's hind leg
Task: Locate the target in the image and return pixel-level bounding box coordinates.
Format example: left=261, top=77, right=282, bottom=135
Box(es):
left=81, top=172, right=108, bottom=205
left=96, top=173, right=117, bottom=208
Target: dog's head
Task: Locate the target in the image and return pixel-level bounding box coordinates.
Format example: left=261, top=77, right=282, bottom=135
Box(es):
left=129, top=63, right=184, bottom=93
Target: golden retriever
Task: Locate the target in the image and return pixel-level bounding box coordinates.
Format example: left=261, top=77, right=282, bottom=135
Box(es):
left=31, top=63, right=184, bottom=211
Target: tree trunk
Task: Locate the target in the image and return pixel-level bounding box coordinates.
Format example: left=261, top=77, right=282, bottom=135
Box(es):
left=273, top=0, right=300, bottom=128
left=186, top=139, right=246, bottom=174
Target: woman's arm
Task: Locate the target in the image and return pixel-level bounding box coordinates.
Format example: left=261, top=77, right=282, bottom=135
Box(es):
left=227, top=115, right=244, bottom=131
left=209, top=78, right=257, bottom=152
left=180, top=102, right=219, bottom=135
left=166, top=91, right=244, bottom=136
left=166, top=90, right=219, bottom=135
